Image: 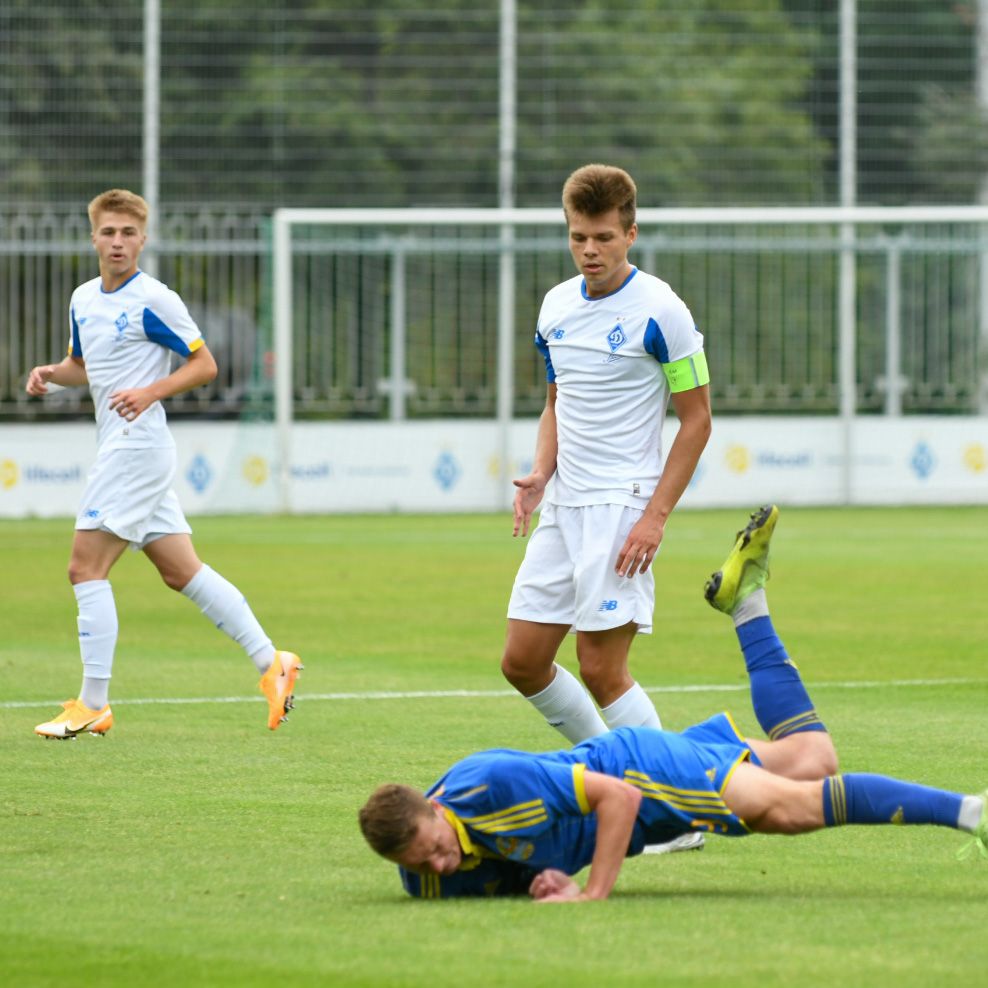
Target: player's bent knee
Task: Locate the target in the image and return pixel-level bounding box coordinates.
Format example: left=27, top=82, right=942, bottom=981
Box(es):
left=501, top=652, right=535, bottom=690
left=801, top=735, right=839, bottom=779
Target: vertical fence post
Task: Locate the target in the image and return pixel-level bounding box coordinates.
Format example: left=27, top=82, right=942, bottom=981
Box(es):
left=389, top=245, right=407, bottom=421
left=273, top=210, right=293, bottom=513
left=839, top=0, right=858, bottom=503
left=142, top=0, right=160, bottom=277
left=884, top=237, right=903, bottom=416
left=497, top=0, right=517, bottom=508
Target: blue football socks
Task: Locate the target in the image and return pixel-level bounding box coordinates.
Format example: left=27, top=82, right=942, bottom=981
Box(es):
left=823, top=774, right=963, bottom=828
left=736, top=615, right=827, bottom=740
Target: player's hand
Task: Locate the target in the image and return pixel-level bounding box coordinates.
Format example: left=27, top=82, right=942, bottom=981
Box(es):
left=25, top=364, right=56, bottom=396
left=108, top=386, right=156, bottom=422
left=529, top=869, right=583, bottom=902
left=615, top=515, right=665, bottom=578
left=512, top=471, right=548, bottom=537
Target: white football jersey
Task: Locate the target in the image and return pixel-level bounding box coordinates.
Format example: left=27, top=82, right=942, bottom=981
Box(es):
left=535, top=266, right=705, bottom=507
left=67, top=270, right=204, bottom=451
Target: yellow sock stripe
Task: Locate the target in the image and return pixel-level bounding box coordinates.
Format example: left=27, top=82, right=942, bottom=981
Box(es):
left=829, top=775, right=847, bottom=826
left=768, top=710, right=823, bottom=740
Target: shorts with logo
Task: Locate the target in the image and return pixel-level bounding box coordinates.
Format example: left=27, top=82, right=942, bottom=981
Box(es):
left=507, top=501, right=655, bottom=634
left=75, top=445, right=192, bottom=549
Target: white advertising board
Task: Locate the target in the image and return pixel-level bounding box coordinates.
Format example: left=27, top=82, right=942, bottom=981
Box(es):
left=1, top=416, right=985, bottom=518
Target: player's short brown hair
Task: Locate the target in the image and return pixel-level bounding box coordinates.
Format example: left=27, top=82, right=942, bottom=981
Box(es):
left=562, top=164, right=637, bottom=230
left=358, top=784, right=434, bottom=857
left=87, top=189, right=149, bottom=231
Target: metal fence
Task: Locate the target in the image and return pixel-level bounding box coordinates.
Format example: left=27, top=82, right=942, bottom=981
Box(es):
left=3, top=209, right=985, bottom=422
left=1, top=2, right=985, bottom=209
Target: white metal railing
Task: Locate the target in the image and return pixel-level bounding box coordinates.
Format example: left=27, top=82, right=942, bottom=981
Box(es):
left=272, top=205, right=988, bottom=508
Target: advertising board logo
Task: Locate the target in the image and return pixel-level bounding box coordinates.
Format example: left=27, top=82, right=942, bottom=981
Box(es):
left=186, top=454, right=213, bottom=493
left=242, top=455, right=269, bottom=486
left=433, top=451, right=461, bottom=491
left=910, top=441, right=936, bottom=480
left=962, top=443, right=986, bottom=474
left=725, top=445, right=750, bottom=474
left=0, top=459, right=18, bottom=490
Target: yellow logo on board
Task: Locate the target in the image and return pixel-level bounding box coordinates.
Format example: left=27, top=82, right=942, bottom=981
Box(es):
left=0, top=459, right=18, bottom=490
left=962, top=443, right=986, bottom=474
left=242, top=456, right=269, bottom=486
left=725, top=445, right=750, bottom=474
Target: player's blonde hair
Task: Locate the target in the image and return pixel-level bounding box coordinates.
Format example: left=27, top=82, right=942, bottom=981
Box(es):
left=562, top=163, right=637, bottom=231
left=87, top=189, right=149, bottom=231
left=358, top=783, right=434, bottom=857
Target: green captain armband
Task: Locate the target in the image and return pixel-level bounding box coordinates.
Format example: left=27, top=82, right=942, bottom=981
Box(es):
left=663, top=351, right=710, bottom=392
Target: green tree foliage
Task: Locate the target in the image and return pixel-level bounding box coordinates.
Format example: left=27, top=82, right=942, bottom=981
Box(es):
left=517, top=0, right=827, bottom=204
left=0, top=0, right=983, bottom=208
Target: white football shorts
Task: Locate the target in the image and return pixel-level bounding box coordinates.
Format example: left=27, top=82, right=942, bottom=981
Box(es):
left=75, top=445, right=192, bottom=549
left=507, top=501, right=655, bottom=634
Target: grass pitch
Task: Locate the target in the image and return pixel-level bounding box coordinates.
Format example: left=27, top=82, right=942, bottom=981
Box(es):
left=2, top=506, right=987, bottom=987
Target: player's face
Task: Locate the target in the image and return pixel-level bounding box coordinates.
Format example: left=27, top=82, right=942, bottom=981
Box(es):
left=391, top=806, right=462, bottom=876
left=567, top=208, right=637, bottom=298
left=91, top=210, right=147, bottom=289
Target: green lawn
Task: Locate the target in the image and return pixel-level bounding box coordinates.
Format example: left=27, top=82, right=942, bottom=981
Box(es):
left=2, top=507, right=986, bottom=987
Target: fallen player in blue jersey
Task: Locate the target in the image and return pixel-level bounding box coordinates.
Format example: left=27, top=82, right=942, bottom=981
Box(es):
left=359, top=506, right=988, bottom=901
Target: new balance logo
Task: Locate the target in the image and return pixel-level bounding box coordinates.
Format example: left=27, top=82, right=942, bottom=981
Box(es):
left=598, top=599, right=618, bottom=612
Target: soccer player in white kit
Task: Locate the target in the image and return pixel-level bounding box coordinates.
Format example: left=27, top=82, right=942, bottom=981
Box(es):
left=503, top=164, right=711, bottom=763
left=25, top=189, right=301, bottom=738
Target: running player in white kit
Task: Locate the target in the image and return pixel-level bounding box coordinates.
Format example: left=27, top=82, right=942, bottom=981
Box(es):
left=503, top=164, right=711, bottom=759
left=25, top=189, right=301, bottom=738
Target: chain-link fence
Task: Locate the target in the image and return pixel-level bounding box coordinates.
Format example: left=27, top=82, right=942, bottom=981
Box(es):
left=1, top=1, right=985, bottom=209
left=2, top=2, right=986, bottom=423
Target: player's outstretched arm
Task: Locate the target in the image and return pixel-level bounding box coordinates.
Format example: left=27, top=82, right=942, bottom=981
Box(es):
left=25, top=356, right=87, bottom=395
left=535, top=770, right=642, bottom=903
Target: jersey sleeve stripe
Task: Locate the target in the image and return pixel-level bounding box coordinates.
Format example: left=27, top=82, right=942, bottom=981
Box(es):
left=69, top=307, right=82, bottom=357
left=643, top=317, right=670, bottom=362
left=534, top=331, right=556, bottom=383
left=572, top=763, right=590, bottom=814
left=142, top=306, right=197, bottom=356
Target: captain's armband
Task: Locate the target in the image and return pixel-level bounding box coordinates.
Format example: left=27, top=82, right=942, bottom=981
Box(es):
left=663, top=351, right=710, bottom=393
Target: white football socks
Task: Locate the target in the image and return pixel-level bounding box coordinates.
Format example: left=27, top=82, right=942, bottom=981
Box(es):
left=526, top=663, right=608, bottom=743
left=180, top=564, right=275, bottom=672
left=958, top=795, right=984, bottom=833
left=74, top=579, right=117, bottom=709
left=733, top=587, right=770, bottom=627
left=600, top=681, right=662, bottom=730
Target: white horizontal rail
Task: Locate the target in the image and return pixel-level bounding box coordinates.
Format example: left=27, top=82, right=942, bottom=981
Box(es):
left=274, top=205, right=988, bottom=227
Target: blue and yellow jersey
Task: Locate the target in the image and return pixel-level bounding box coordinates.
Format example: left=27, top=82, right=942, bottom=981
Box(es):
left=402, top=714, right=757, bottom=897
left=399, top=856, right=539, bottom=899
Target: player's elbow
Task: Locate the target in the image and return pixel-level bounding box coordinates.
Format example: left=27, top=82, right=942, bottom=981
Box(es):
left=198, top=350, right=219, bottom=383
left=620, top=780, right=643, bottom=817
left=187, top=350, right=218, bottom=388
